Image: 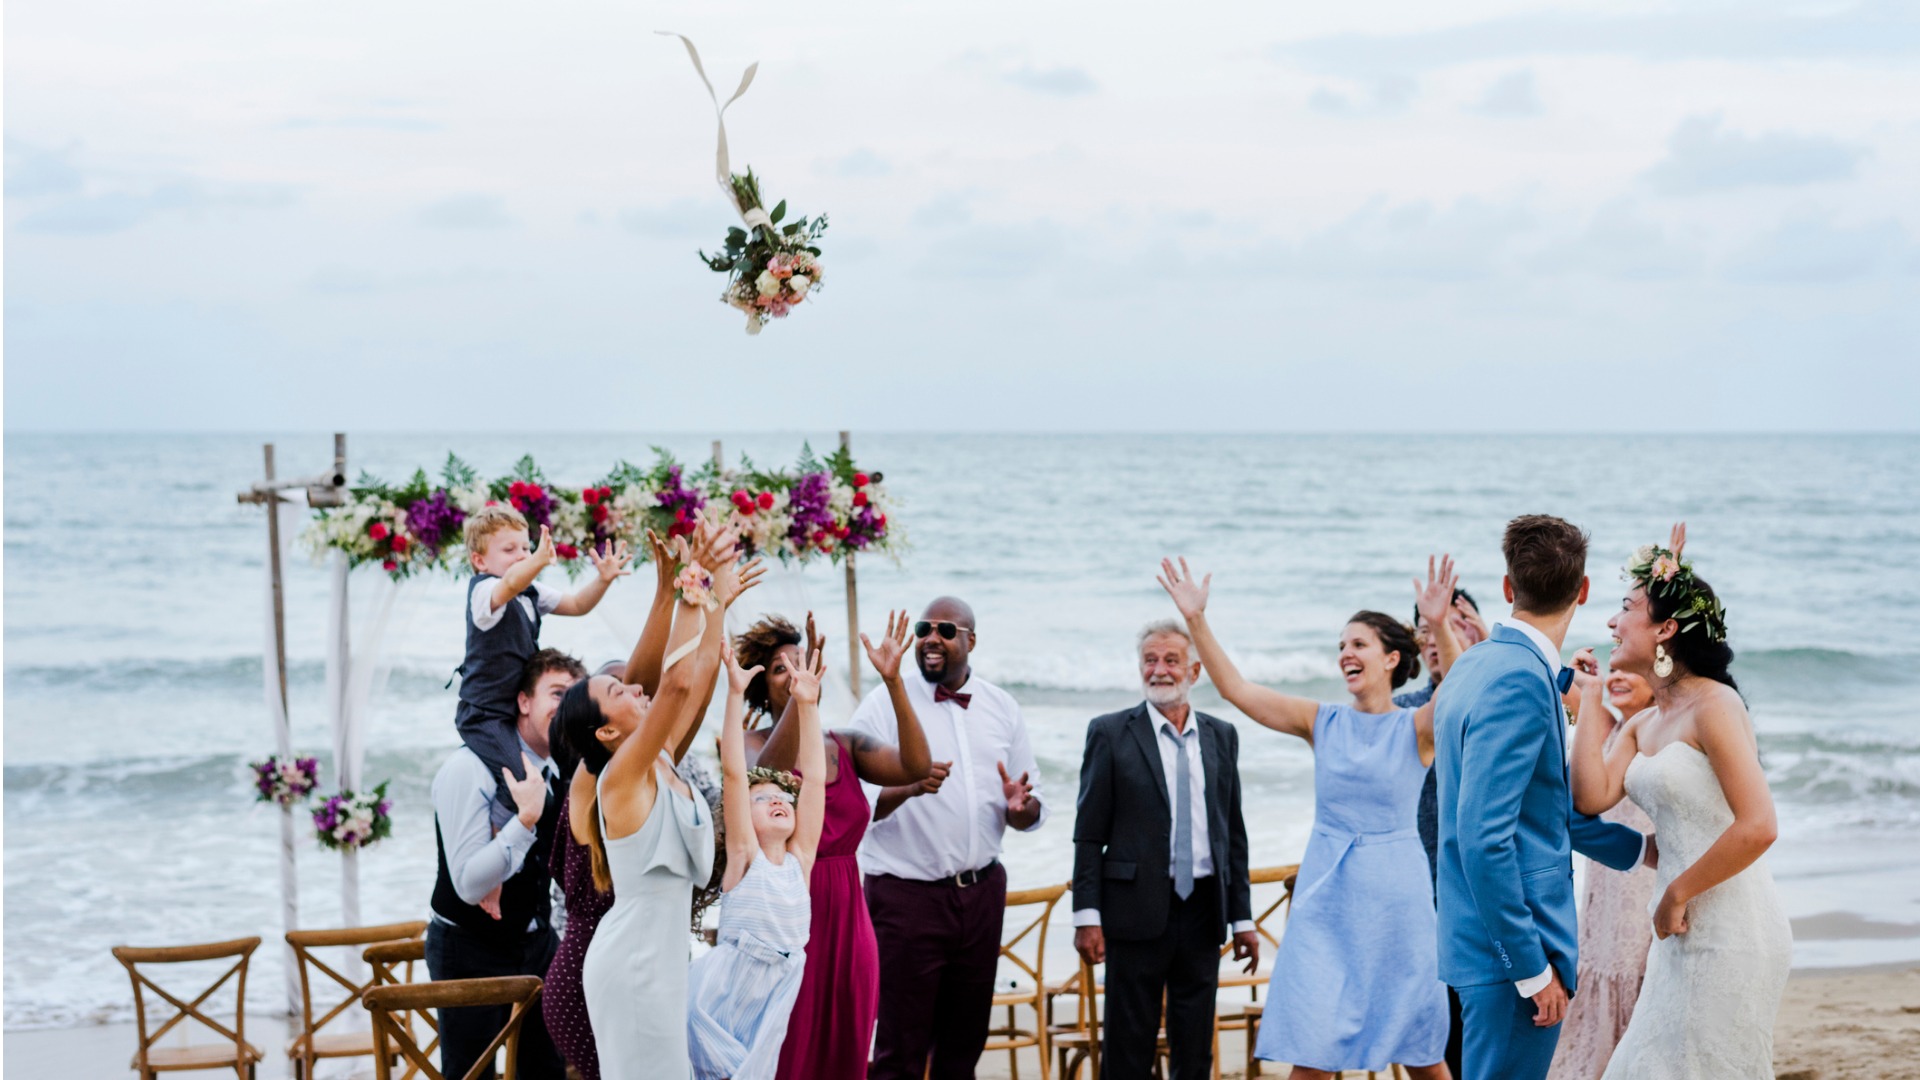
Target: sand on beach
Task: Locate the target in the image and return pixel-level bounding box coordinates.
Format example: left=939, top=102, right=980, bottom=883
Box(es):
left=7, top=965, right=1915, bottom=1079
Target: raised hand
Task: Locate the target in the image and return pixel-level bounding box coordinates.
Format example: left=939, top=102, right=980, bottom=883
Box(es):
left=722, top=639, right=763, bottom=698
left=713, top=555, right=765, bottom=609
left=690, top=520, right=739, bottom=572
left=590, top=539, right=634, bottom=584
left=1414, top=553, right=1459, bottom=629
left=1454, top=594, right=1490, bottom=642
left=804, top=611, right=822, bottom=667
left=997, top=761, right=1034, bottom=816
left=861, top=610, right=913, bottom=682
left=790, top=647, right=825, bottom=707
left=646, top=529, right=675, bottom=588
left=530, top=525, right=556, bottom=569
left=1157, top=557, right=1212, bottom=621
left=1668, top=521, right=1688, bottom=562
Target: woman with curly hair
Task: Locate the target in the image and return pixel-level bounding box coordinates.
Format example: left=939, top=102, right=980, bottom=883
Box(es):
left=733, top=611, right=932, bottom=1080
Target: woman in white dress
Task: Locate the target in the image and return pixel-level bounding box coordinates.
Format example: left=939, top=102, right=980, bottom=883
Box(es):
left=1569, top=524, right=1792, bottom=1080
left=556, top=527, right=763, bottom=1080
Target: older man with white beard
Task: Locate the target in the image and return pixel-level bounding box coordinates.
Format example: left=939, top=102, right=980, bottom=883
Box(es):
left=1071, top=620, right=1258, bottom=1080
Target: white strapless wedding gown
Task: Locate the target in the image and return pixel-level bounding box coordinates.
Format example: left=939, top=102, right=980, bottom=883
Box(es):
left=1600, top=742, right=1792, bottom=1079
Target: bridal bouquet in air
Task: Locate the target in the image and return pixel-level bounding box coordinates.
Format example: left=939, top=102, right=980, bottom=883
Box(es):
left=700, top=168, right=828, bottom=334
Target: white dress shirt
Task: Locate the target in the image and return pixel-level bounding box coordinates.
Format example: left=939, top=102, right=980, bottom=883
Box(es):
left=469, top=577, right=562, bottom=631
left=1498, top=618, right=1646, bottom=998
left=849, top=672, right=1047, bottom=880
left=1073, top=702, right=1254, bottom=935
left=431, top=736, right=555, bottom=932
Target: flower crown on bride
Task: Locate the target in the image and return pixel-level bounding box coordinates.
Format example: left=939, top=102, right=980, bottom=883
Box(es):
left=1624, top=545, right=1728, bottom=643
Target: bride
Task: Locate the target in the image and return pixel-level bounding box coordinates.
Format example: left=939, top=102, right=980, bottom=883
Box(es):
left=1569, top=524, right=1791, bottom=1079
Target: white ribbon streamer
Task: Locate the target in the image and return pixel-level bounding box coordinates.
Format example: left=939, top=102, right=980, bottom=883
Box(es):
left=657, top=32, right=764, bottom=226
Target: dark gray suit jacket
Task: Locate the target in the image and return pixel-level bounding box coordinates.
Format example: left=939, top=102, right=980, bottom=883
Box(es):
left=1072, top=703, right=1252, bottom=942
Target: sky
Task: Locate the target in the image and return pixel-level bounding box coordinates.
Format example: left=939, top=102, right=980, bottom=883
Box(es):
left=5, top=0, right=1918, bottom=432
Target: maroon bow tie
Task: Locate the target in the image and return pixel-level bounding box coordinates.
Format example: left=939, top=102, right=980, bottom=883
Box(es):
left=935, top=685, right=972, bottom=709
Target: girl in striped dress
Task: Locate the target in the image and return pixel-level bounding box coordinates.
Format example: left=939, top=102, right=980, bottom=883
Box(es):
left=686, top=641, right=826, bottom=1080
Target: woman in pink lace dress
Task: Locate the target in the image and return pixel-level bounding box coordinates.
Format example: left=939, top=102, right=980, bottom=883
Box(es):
left=1547, top=670, right=1658, bottom=1080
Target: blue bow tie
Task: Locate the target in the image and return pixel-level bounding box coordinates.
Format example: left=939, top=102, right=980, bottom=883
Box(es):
left=1556, top=666, right=1576, bottom=695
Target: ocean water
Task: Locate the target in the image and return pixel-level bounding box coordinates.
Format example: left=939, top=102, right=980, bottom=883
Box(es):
left=6, top=432, right=1919, bottom=1030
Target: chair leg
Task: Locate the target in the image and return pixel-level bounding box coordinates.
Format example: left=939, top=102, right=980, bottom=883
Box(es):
left=1009, top=1004, right=1021, bottom=1080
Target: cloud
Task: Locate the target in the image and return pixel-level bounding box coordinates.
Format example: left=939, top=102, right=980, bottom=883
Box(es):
left=14, top=179, right=294, bottom=234
left=281, top=115, right=442, bottom=133
left=817, top=148, right=891, bottom=178
left=1529, top=202, right=1700, bottom=280
left=1273, top=2, right=1920, bottom=72
left=1727, top=214, right=1911, bottom=282
left=1275, top=196, right=1535, bottom=281
left=620, top=199, right=713, bottom=239
left=1644, top=116, right=1865, bottom=194
left=307, top=267, right=384, bottom=295
left=5, top=139, right=83, bottom=197
left=915, top=220, right=1064, bottom=278
left=1308, top=75, right=1417, bottom=115
left=911, top=192, right=974, bottom=229
left=416, top=194, right=513, bottom=230
left=1004, top=66, right=1098, bottom=97
left=1468, top=70, right=1540, bottom=118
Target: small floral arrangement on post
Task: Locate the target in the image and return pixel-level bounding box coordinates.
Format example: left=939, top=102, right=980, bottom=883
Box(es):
left=700, top=169, right=828, bottom=335
left=312, top=783, right=394, bottom=851
left=250, top=755, right=320, bottom=809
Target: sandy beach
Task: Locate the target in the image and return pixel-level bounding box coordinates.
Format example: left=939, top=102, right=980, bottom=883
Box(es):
left=10, top=964, right=1916, bottom=1079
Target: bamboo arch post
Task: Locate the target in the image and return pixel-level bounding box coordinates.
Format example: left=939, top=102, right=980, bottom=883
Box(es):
left=840, top=431, right=861, bottom=700
left=236, top=434, right=348, bottom=1014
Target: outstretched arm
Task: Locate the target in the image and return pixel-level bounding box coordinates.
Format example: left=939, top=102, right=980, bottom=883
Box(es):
left=552, top=539, right=633, bottom=616
left=1652, top=694, right=1776, bottom=939
left=487, top=526, right=555, bottom=610
left=624, top=531, right=679, bottom=695
left=844, top=611, right=934, bottom=785
left=750, top=615, right=820, bottom=773
left=718, top=640, right=761, bottom=893
left=1159, top=558, right=1319, bottom=741
left=789, top=650, right=828, bottom=872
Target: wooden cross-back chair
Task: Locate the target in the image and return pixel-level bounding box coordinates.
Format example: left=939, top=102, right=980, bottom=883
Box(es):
left=112, top=936, right=265, bottom=1080
left=1048, top=957, right=1103, bottom=1080
left=365, top=937, right=439, bottom=1080
left=1221, top=864, right=1299, bottom=1077
left=984, top=881, right=1069, bottom=1080
left=286, top=919, right=430, bottom=1080
left=365, top=975, right=543, bottom=1080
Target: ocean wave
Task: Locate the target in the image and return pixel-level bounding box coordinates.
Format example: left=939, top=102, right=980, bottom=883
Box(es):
left=983, top=647, right=1337, bottom=694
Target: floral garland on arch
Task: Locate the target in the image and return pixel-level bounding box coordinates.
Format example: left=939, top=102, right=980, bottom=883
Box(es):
left=301, top=444, right=899, bottom=580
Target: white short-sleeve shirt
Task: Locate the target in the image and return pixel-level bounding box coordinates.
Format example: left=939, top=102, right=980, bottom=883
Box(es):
left=848, top=672, right=1047, bottom=881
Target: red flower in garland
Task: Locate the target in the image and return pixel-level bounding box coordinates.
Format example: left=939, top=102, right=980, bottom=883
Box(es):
left=592, top=504, right=609, bottom=523
left=368, top=522, right=390, bottom=541
left=853, top=472, right=869, bottom=488
left=382, top=559, right=398, bottom=572
left=582, top=487, right=600, bottom=505
left=853, top=491, right=868, bottom=507
left=390, top=534, right=411, bottom=554
left=757, top=491, right=775, bottom=510
left=555, top=543, right=579, bottom=560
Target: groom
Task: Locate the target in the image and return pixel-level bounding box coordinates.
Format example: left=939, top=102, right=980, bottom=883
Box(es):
left=1434, top=515, right=1654, bottom=1080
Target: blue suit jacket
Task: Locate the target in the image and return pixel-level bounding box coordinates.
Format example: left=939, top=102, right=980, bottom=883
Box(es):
left=1434, top=624, right=1643, bottom=992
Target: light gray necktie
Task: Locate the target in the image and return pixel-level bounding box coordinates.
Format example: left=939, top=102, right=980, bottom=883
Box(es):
left=1163, top=725, right=1194, bottom=900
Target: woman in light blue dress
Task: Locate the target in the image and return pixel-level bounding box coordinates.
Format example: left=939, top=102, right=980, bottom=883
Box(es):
left=684, top=640, right=828, bottom=1080
left=1161, top=557, right=1463, bottom=1079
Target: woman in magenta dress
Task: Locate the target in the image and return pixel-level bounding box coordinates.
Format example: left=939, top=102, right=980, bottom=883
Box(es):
left=737, top=611, right=931, bottom=1080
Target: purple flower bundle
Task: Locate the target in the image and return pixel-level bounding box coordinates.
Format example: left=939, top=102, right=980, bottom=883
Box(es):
left=785, top=471, right=835, bottom=550
left=250, top=755, right=320, bottom=809
left=311, top=781, right=394, bottom=851
left=405, top=490, right=466, bottom=557
left=655, top=466, right=707, bottom=539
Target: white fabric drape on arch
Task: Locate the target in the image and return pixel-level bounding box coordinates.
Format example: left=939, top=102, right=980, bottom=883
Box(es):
left=323, top=553, right=409, bottom=932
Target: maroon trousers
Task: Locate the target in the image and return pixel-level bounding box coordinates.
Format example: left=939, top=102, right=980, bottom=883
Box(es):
left=865, top=864, right=1008, bottom=1080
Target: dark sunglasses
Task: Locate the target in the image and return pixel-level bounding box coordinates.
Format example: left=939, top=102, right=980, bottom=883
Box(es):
left=914, top=620, right=974, bottom=641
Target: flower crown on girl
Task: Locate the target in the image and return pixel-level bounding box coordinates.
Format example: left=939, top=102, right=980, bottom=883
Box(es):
left=1624, top=543, right=1729, bottom=644
left=745, top=765, right=801, bottom=799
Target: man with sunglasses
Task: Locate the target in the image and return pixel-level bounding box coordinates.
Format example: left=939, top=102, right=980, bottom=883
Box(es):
left=850, top=596, right=1048, bottom=1080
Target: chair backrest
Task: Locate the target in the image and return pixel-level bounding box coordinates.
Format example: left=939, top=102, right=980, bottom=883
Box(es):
left=288, top=920, right=430, bottom=1051
left=364, top=938, right=437, bottom=1080
left=1242, top=863, right=1300, bottom=950
left=365, top=976, right=543, bottom=1080
left=113, top=936, right=261, bottom=1071
left=1000, top=882, right=1068, bottom=999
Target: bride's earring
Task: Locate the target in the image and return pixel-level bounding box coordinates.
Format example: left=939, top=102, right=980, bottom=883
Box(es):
left=1654, top=643, right=1675, bottom=679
